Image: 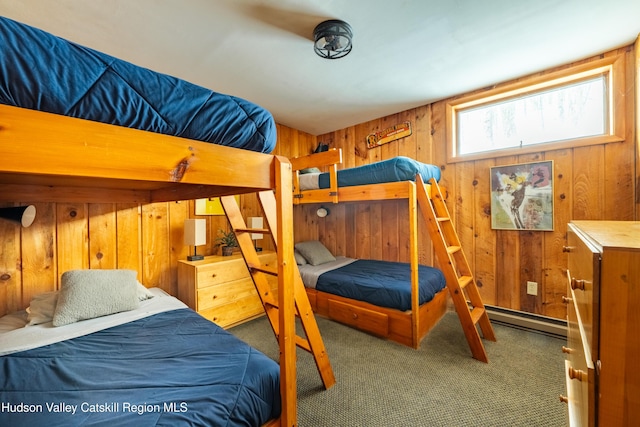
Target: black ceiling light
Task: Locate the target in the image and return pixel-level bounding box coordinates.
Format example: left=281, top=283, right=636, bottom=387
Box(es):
left=313, top=19, right=353, bottom=59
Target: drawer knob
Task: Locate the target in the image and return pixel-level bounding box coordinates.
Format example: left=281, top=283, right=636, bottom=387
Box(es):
left=559, top=395, right=568, bottom=404
left=212, top=295, right=217, bottom=299
left=571, top=278, right=586, bottom=291
left=562, top=296, right=572, bottom=304
left=352, top=313, right=358, bottom=320
left=562, top=246, right=574, bottom=253
left=561, top=346, right=573, bottom=354
left=568, top=367, right=585, bottom=382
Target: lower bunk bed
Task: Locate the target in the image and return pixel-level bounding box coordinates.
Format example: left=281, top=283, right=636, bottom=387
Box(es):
left=0, top=285, right=280, bottom=427
left=294, top=241, right=449, bottom=349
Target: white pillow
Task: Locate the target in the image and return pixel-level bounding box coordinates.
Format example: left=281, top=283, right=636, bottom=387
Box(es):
left=52, top=269, right=140, bottom=327
left=25, top=281, right=152, bottom=327
left=26, top=291, right=58, bottom=326
left=294, top=249, right=308, bottom=265
left=294, top=240, right=336, bottom=266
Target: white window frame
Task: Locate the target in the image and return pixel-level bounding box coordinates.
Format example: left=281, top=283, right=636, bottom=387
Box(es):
left=446, top=54, right=626, bottom=162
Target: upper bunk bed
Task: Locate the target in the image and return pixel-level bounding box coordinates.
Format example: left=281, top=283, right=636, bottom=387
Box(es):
left=290, top=148, right=497, bottom=362
left=0, top=15, right=303, bottom=426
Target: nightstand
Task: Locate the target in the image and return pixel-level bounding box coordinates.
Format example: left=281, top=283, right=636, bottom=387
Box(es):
left=177, top=251, right=277, bottom=328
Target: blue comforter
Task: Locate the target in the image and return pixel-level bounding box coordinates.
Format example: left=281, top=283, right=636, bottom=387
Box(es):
left=318, top=156, right=441, bottom=188
left=0, top=16, right=276, bottom=153
left=316, top=259, right=446, bottom=311
left=0, top=309, right=280, bottom=426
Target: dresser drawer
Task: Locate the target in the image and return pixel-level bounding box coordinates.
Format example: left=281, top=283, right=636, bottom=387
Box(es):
left=195, top=260, right=251, bottom=288
left=198, top=295, right=264, bottom=328
left=566, top=286, right=593, bottom=426
left=197, top=277, right=260, bottom=311
left=567, top=227, right=599, bottom=358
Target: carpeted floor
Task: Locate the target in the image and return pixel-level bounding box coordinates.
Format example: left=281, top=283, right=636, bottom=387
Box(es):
left=231, top=311, right=569, bottom=427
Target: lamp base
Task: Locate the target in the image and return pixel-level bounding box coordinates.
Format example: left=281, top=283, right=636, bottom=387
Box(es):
left=255, top=247, right=263, bottom=252
left=187, top=254, right=204, bottom=261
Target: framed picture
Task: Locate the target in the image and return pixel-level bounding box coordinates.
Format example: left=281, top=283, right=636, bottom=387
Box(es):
left=490, top=161, right=553, bottom=231
left=195, top=196, right=239, bottom=216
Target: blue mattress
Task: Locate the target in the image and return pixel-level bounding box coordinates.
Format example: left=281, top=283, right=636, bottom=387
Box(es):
left=0, top=308, right=280, bottom=427
left=318, top=156, right=441, bottom=188
left=0, top=17, right=276, bottom=153
left=316, top=259, right=446, bottom=311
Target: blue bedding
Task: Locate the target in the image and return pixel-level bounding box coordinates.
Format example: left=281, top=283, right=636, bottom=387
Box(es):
left=318, top=156, right=441, bottom=188
left=316, top=259, right=446, bottom=311
left=0, top=16, right=276, bottom=153
left=0, top=308, right=280, bottom=427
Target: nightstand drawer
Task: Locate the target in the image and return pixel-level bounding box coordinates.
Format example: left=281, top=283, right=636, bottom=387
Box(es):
left=198, top=295, right=264, bottom=328
left=195, top=261, right=251, bottom=288
left=197, top=277, right=259, bottom=311
left=177, top=251, right=277, bottom=329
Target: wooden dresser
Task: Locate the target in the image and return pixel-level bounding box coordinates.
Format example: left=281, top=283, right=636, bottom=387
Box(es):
left=563, top=221, right=640, bottom=426
left=177, top=251, right=277, bottom=328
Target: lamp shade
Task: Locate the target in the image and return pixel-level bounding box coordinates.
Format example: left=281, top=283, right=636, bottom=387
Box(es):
left=313, top=19, right=353, bottom=59
left=184, top=219, right=207, bottom=246
left=0, top=205, right=36, bottom=227
left=248, top=217, right=264, bottom=240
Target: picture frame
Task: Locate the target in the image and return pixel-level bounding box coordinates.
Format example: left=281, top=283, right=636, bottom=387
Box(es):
left=490, top=160, right=554, bottom=231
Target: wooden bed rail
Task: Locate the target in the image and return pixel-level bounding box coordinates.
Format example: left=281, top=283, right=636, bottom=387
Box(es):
left=291, top=149, right=342, bottom=205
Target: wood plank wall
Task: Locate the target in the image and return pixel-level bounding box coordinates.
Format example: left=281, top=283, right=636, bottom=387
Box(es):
left=0, top=125, right=315, bottom=316
left=293, top=44, right=638, bottom=320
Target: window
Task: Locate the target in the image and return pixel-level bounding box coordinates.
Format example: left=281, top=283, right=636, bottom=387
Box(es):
left=446, top=55, right=625, bottom=162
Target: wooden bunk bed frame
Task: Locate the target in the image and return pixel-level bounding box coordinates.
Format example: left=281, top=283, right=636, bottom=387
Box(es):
left=291, top=149, right=497, bottom=362
left=0, top=104, right=306, bottom=426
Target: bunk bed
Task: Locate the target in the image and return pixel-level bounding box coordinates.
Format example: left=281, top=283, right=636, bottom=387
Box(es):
left=290, top=149, right=449, bottom=349
left=0, top=16, right=300, bottom=426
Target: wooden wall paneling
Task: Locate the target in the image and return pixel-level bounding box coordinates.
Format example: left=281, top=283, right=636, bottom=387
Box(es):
left=116, top=203, right=142, bottom=273
left=0, top=213, right=20, bottom=316
left=494, top=156, right=520, bottom=310
left=56, top=203, right=89, bottom=280
left=636, top=34, right=640, bottom=220
left=88, top=203, right=117, bottom=269
left=141, top=202, right=172, bottom=294
left=344, top=204, right=357, bottom=258
left=604, top=140, right=634, bottom=220
left=169, top=200, right=189, bottom=289
left=454, top=162, right=476, bottom=283
left=473, top=159, right=497, bottom=306
left=21, top=203, right=56, bottom=308
left=381, top=200, right=400, bottom=262
left=517, top=153, right=545, bottom=315
left=355, top=203, right=372, bottom=260
left=542, top=149, right=572, bottom=318
left=573, top=145, right=605, bottom=219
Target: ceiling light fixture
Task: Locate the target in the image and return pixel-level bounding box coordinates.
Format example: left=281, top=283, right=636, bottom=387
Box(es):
left=313, top=19, right=353, bottom=59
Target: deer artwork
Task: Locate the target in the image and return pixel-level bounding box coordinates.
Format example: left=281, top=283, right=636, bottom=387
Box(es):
left=493, top=164, right=550, bottom=230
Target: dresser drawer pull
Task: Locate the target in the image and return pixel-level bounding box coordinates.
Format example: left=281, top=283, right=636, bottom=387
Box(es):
left=562, top=296, right=572, bottom=304
left=559, top=395, right=568, bottom=404
left=570, top=278, right=586, bottom=291
left=568, top=367, right=585, bottom=382
left=561, top=346, right=573, bottom=354
left=562, top=246, right=574, bottom=253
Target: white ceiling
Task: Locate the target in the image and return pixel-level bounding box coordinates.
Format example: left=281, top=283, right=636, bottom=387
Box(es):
left=1, top=0, right=639, bottom=136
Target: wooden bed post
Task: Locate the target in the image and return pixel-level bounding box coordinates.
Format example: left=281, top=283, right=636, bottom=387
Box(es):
left=274, top=156, right=298, bottom=426
left=409, top=182, right=421, bottom=349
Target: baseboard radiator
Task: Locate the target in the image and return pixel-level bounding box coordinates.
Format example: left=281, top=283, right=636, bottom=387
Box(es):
left=484, top=305, right=567, bottom=338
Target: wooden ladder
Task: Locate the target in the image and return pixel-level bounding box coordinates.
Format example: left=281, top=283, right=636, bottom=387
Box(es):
left=416, top=176, right=496, bottom=363
left=220, top=192, right=337, bottom=388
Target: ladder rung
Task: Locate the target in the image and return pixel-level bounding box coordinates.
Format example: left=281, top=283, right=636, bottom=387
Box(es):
left=295, top=335, right=311, bottom=352
left=470, top=307, right=485, bottom=325
left=458, top=275, right=473, bottom=289
left=249, top=265, right=278, bottom=276
left=446, top=245, right=461, bottom=254
left=436, top=216, right=450, bottom=222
